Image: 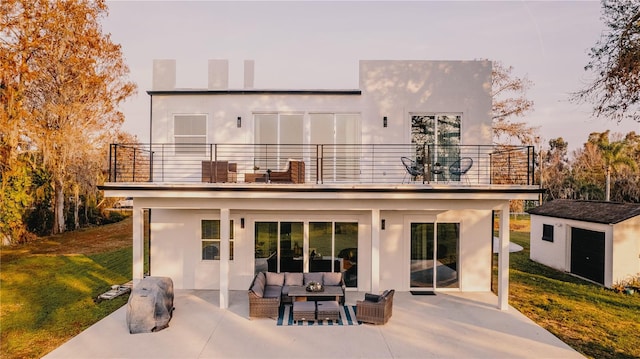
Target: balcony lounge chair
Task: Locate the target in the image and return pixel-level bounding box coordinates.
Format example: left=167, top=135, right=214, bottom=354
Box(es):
left=449, top=157, right=473, bottom=183
left=245, top=160, right=305, bottom=183
left=401, top=157, right=423, bottom=183
left=201, top=161, right=238, bottom=183
left=356, top=289, right=394, bottom=325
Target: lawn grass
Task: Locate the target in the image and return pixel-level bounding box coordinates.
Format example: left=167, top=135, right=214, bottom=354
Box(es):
left=495, top=218, right=640, bottom=359
left=0, top=218, right=133, bottom=359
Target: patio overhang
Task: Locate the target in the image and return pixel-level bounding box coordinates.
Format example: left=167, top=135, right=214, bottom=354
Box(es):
left=105, top=183, right=526, bottom=312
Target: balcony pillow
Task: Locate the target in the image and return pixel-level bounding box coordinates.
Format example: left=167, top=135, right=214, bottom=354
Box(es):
left=323, top=272, right=342, bottom=286
left=303, top=272, right=323, bottom=285
left=284, top=272, right=304, bottom=286
left=266, top=272, right=285, bottom=286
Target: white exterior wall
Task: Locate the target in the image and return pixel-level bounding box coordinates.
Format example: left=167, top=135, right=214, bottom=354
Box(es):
left=379, top=210, right=492, bottom=292
left=151, top=94, right=364, bottom=145
left=150, top=60, right=492, bottom=147
left=530, top=214, right=571, bottom=272
left=150, top=208, right=251, bottom=290
left=359, top=60, right=492, bottom=146
left=145, top=197, right=498, bottom=292
left=530, top=214, right=617, bottom=287
left=612, top=217, right=640, bottom=284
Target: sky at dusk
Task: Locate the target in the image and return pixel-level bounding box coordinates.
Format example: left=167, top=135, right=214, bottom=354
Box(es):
left=103, top=0, right=639, bottom=152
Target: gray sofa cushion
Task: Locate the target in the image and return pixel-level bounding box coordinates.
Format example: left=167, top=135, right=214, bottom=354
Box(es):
left=266, top=272, right=285, bottom=286
left=323, top=272, right=342, bottom=286
left=264, top=285, right=282, bottom=298
left=284, top=272, right=303, bottom=286
left=303, top=272, right=323, bottom=285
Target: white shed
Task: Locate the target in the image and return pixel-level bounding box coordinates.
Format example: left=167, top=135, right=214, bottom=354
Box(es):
left=528, top=200, right=640, bottom=288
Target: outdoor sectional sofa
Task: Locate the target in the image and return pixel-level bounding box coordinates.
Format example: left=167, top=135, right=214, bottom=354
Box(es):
left=248, top=271, right=346, bottom=318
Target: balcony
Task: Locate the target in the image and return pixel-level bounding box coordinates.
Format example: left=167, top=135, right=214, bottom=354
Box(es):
left=107, top=143, right=537, bottom=187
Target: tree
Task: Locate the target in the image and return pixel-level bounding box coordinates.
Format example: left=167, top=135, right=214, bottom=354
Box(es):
left=491, top=61, right=538, bottom=145
left=610, top=131, right=640, bottom=202
left=0, top=1, right=40, bottom=243
left=590, top=131, right=638, bottom=201
left=541, top=137, right=571, bottom=201
left=574, top=0, right=640, bottom=123
left=1, top=0, right=136, bottom=236
left=570, top=140, right=606, bottom=201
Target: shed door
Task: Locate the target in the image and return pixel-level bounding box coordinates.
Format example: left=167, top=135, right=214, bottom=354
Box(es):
left=570, top=227, right=605, bottom=285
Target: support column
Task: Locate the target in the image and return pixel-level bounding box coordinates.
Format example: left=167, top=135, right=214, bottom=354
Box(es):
left=220, top=209, right=230, bottom=309
left=132, top=206, right=145, bottom=286
left=498, top=202, right=510, bottom=310
left=371, top=209, right=380, bottom=293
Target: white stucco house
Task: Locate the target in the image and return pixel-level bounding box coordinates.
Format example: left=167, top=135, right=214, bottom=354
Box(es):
left=100, top=59, right=541, bottom=310
left=528, top=199, right=640, bottom=288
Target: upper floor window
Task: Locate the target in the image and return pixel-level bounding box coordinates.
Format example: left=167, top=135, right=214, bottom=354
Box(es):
left=174, top=114, right=206, bottom=155
left=254, top=113, right=304, bottom=170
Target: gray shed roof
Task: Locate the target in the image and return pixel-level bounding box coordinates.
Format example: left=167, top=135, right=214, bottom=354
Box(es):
left=527, top=199, right=640, bottom=224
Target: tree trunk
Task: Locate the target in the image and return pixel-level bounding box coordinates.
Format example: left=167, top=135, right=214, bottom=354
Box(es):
left=84, top=197, right=89, bottom=225
left=52, top=179, right=66, bottom=234
left=74, top=186, right=80, bottom=230
left=605, top=166, right=611, bottom=201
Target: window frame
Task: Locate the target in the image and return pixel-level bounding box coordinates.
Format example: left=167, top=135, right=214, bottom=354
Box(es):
left=201, top=219, right=235, bottom=261
left=542, top=223, right=554, bottom=242
left=173, top=114, right=208, bottom=156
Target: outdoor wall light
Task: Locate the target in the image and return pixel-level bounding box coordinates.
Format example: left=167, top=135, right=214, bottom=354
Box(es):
left=383, top=116, right=388, bottom=127
left=237, top=116, right=242, bottom=128
left=381, top=219, right=386, bottom=230
left=240, top=218, right=245, bottom=229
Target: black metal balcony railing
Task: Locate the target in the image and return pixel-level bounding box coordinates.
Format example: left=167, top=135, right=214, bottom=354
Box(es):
left=108, top=143, right=536, bottom=186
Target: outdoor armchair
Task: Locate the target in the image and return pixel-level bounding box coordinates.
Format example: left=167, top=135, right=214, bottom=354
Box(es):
left=449, top=157, right=473, bottom=183
left=401, top=157, right=423, bottom=183
left=356, top=289, right=394, bottom=325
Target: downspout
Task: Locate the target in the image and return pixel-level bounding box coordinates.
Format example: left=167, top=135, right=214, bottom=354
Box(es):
left=149, top=94, right=153, bottom=149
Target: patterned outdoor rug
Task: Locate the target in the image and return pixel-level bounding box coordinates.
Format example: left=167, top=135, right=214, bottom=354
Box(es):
left=276, top=304, right=360, bottom=326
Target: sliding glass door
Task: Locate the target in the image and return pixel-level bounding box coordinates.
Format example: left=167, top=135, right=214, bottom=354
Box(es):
left=411, top=114, right=461, bottom=180
left=255, top=220, right=358, bottom=287
left=410, top=222, right=459, bottom=289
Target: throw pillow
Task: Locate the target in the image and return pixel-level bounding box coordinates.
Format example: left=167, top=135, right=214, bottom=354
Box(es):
left=323, top=272, right=342, bottom=286
left=255, top=272, right=266, bottom=288
left=265, top=272, right=285, bottom=286
left=251, top=282, right=264, bottom=298
left=303, top=272, right=323, bottom=285
left=364, top=293, right=381, bottom=302
left=284, top=272, right=304, bottom=286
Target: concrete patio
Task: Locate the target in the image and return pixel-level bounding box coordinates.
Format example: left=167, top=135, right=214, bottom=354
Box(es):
left=45, top=290, right=584, bottom=359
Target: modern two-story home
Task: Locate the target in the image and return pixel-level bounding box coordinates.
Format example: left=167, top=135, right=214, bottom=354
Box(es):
left=101, top=59, right=540, bottom=310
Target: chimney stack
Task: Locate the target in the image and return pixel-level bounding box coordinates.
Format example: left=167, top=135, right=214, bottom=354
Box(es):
left=244, top=60, right=255, bottom=89
left=152, top=59, right=176, bottom=90
left=208, top=59, right=229, bottom=89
